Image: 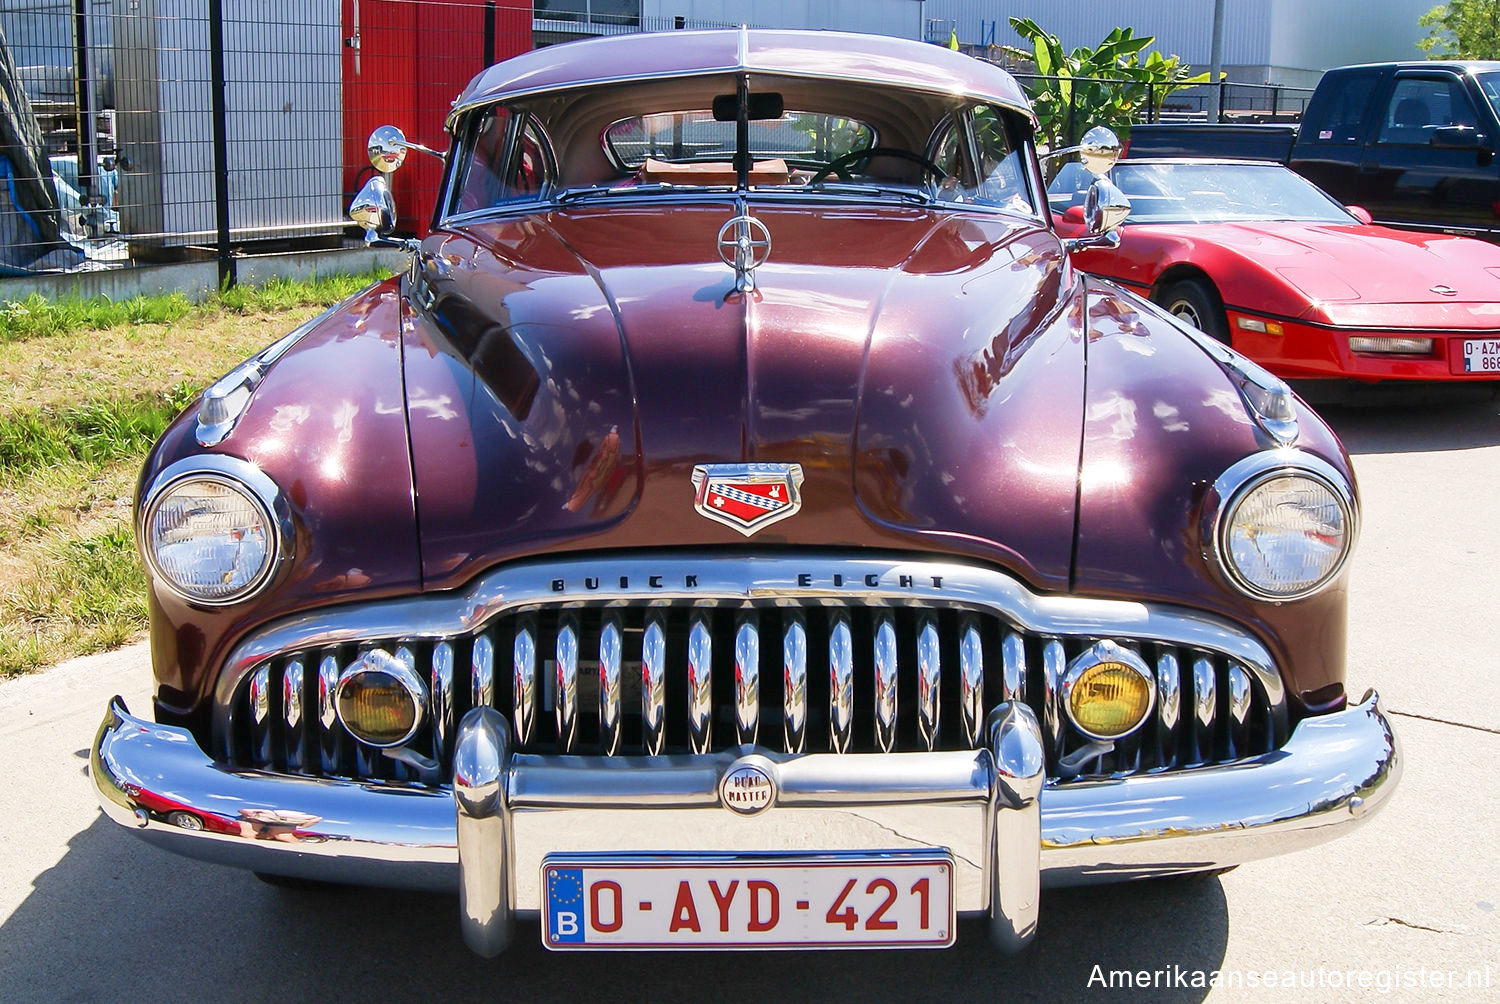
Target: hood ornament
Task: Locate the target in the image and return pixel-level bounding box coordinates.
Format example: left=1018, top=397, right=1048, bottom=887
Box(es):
left=691, top=463, right=804, bottom=536
left=717, top=214, right=771, bottom=293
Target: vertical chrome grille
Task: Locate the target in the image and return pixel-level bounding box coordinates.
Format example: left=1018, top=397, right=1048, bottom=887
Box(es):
left=229, top=591, right=1287, bottom=784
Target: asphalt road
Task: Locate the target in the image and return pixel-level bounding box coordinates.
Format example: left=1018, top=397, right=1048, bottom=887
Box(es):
left=2, top=397, right=1497, bottom=1002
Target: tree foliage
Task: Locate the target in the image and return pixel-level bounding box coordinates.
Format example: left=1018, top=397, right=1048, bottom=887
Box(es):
left=1417, top=1, right=1500, bottom=59
left=1002, top=17, right=1212, bottom=152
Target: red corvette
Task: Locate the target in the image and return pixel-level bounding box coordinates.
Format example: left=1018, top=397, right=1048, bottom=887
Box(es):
left=1051, top=159, right=1500, bottom=386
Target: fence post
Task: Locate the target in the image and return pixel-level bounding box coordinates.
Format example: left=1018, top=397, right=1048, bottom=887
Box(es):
left=208, top=0, right=235, bottom=290
left=1147, top=82, right=1155, bottom=123
left=1271, top=86, right=1280, bottom=119
left=72, top=0, right=95, bottom=205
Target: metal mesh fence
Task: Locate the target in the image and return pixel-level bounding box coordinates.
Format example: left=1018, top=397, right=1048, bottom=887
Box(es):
left=0, top=0, right=753, bottom=283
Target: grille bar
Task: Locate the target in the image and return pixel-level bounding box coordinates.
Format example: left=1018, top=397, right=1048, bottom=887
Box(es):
left=221, top=557, right=1290, bottom=785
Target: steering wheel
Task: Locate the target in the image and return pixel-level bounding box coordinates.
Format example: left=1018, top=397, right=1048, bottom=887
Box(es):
left=810, top=146, right=949, bottom=185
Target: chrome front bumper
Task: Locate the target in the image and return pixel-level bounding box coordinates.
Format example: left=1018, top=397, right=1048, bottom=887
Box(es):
left=93, top=691, right=1399, bottom=953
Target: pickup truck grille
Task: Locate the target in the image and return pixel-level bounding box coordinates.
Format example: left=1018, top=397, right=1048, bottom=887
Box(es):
left=218, top=556, right=1288, bottom=784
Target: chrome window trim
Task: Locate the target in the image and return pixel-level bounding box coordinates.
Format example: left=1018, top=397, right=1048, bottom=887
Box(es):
left=1201, top=449, right=1359, bottom=603
left=212, top=553, right=1286, bottom=752
left=137, top=454, right=295, bottom=608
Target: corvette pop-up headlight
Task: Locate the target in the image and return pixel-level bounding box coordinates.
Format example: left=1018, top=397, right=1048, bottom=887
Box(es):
left=140, top=457, right=290, bottom=605
left=1208, top=453, right=1356, bottom=601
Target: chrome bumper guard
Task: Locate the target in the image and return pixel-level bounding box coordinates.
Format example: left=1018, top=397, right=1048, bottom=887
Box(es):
left=93, top=691, right=1399, bottom=954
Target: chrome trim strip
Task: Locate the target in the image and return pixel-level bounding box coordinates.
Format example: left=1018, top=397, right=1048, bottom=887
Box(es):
left=1156, top=650, right=1181, bottom=767
left=1041, top=640, right=1067, bottom=761
left=212, top=555, right=1288, bottom=747
left=510, top=623, right=533, bottom=744
left=454, top=707, right=513, bottom=957
left=829, top=612, right=854, bottom=753
left=472, top=632, right=494, bottom=710
left=137, top=454, right=296, bottom=608
left=958, top=617, right=983, bottom=748
left=734, top=613, right=760, bottom=746
left=1001, top=630, right=1027, bottom=704
left=987, top=702, right=1045, bottom=952
left=874, top=615, right=899, bottom=753
left=249, top=664, right=271, bottom=765
left=95, top=693, right=1398, bottom=906
left=432, top=642, right=454, bottom=765
left=282, top=658, right=303, bottom=772
left=1192, top=655, right=1216, bottom=764
left=641, top=616, right=667, bottom=756
left=599, top=617, right=623, bottom=756
left=687, top=615, right=713, bottom=754
left=916, top=616, right=940, bottom=752
left=1228, top=663, right=1252, bottom=756
left=782, top=613, right=807, bottom=754
left=317, top=653, right=339, bottom=773
left=555, top=621, right=579, bottom=753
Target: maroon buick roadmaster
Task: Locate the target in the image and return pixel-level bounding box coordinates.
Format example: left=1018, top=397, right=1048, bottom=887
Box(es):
left=92, top=29, right=1398, bottom=955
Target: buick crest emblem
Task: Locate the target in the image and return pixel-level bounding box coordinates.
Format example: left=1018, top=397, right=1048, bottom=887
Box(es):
left=717, top=214, right=771, bottom=293
left=691, top=463, right=804, bottom=536
left=1431, top=284, right=1459, bottom=296
left=720, top=760, right=776, bottom=815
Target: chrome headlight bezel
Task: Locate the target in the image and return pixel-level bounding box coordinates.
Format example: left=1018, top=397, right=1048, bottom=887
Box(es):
left=1204, top=450, right=1358, bottom=602
left=137, top=455, right=294, bottom=607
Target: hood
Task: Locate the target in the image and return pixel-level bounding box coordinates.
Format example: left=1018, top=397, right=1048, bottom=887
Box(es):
left=1187, top=221, right=1500, bottom=327
left=403, top=201, right=1087, bottom=590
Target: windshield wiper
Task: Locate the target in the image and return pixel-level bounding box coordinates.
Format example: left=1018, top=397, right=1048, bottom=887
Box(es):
left=803, top=182, right=936, bottom=206
left=555, top=182, right=719, bottom=203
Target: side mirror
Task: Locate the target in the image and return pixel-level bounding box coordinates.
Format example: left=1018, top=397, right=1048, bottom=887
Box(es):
left=1077, top=126, right=1122, bottom=176
left=1430, top=125, right=1486, bottom=150
left=1346, top=205, right=1374, bottom=225
left=368, top=126, right=410, bottom=173
left=350, top=175, right=396, bottom=239
left=1062, top=178, right=1131, bottom=253
left=1084, top=178, right=1131, bottom=235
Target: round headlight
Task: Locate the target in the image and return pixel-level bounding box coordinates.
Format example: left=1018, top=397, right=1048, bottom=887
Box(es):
left=1063, top=641, right=1155, bottom=741
left=336, top=650, right=427, bottom=748
left=1220, top=470, right=1352, bottom=600
left=143, top=470, right=279, bottom=605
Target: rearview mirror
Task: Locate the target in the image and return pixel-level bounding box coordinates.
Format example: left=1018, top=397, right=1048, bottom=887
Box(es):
left=368, top=126, right=410, bottom=173
left=1084, top=178, right=1131, bottom=235
left=712, top=92, right=785, bottom=121
left=350, top=175, right=396, bottom=239
left=1430, top=125, right=1486, bottom=150
left=1077, top=126, right=1122, bottom=176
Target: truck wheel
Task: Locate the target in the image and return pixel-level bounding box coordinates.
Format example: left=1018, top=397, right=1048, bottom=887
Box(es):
left=1157, top=279, right=1229, bottom=344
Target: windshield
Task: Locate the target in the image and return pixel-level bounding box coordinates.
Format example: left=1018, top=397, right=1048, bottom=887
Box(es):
left=1048, top=161, right=1356, bottom=225
left=446, top=90, right=1039, bottom=218
left=1476, top=71, right=1500, bottom=116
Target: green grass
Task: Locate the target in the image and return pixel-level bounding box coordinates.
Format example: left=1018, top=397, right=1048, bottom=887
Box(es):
left=0, top=266, right=395, bottom=677
left=0, top=267, right=389, bottom=342
left=0, top=382, right=198, bottom=481
left=0, top=524, right=147, bottom=677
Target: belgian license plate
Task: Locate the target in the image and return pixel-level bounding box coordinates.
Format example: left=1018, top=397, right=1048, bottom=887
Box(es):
left=1458, top=338, right=1500, bottom=374
left=541, top=853, right=955, bottom=950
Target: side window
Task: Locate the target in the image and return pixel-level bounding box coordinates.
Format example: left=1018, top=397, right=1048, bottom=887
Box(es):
left=1302, top=71, right=1379, bottom=144
left=969, top=105, right=1034, bottom=214
left=933, top=120, right=965, bottom=180
left=453, top=108, right=550, bottom=215
left=1377, top=77, right=1479, bottom=145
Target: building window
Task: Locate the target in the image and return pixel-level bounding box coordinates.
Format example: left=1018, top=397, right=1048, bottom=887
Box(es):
left=534, top=1, right=640, bottom=27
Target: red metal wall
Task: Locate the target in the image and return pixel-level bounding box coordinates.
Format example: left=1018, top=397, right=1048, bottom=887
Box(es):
left=342, top=0, right=532, bottom=234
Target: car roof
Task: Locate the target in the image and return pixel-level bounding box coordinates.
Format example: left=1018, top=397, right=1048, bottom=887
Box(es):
left=451, top=27, right=1034, bottom=125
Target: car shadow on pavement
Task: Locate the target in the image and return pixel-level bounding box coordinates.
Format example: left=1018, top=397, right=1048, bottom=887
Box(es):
left=1, top=815, right=1229, bottom=1002
left=1312, top=396, right=1500, bottom=455
left=1302, top=390, right=1500, bottom=453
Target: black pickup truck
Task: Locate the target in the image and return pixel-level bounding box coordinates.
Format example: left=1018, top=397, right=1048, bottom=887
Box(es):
left=1126, top=61, right=1500, bottom=241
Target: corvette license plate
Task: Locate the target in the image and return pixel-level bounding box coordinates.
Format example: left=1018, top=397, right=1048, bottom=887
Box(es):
left=1458, top=338, right=1500, bottom=374
left=541, top=853, right=955, bottom=950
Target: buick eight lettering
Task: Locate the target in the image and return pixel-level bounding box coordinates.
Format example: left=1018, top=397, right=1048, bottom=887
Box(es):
left=91, top=28, right=1400, bottom=954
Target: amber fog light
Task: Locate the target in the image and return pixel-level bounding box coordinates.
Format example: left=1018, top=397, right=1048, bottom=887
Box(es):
left=1062, top=641, right=1155, bottom=741
left=335, top=649, right=427, bottom=748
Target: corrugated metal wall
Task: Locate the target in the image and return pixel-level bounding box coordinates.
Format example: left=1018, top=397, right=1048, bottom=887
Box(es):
left=643, top=0, right=923, bottom=38
left=923, top=0, right=1432, bottom=74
